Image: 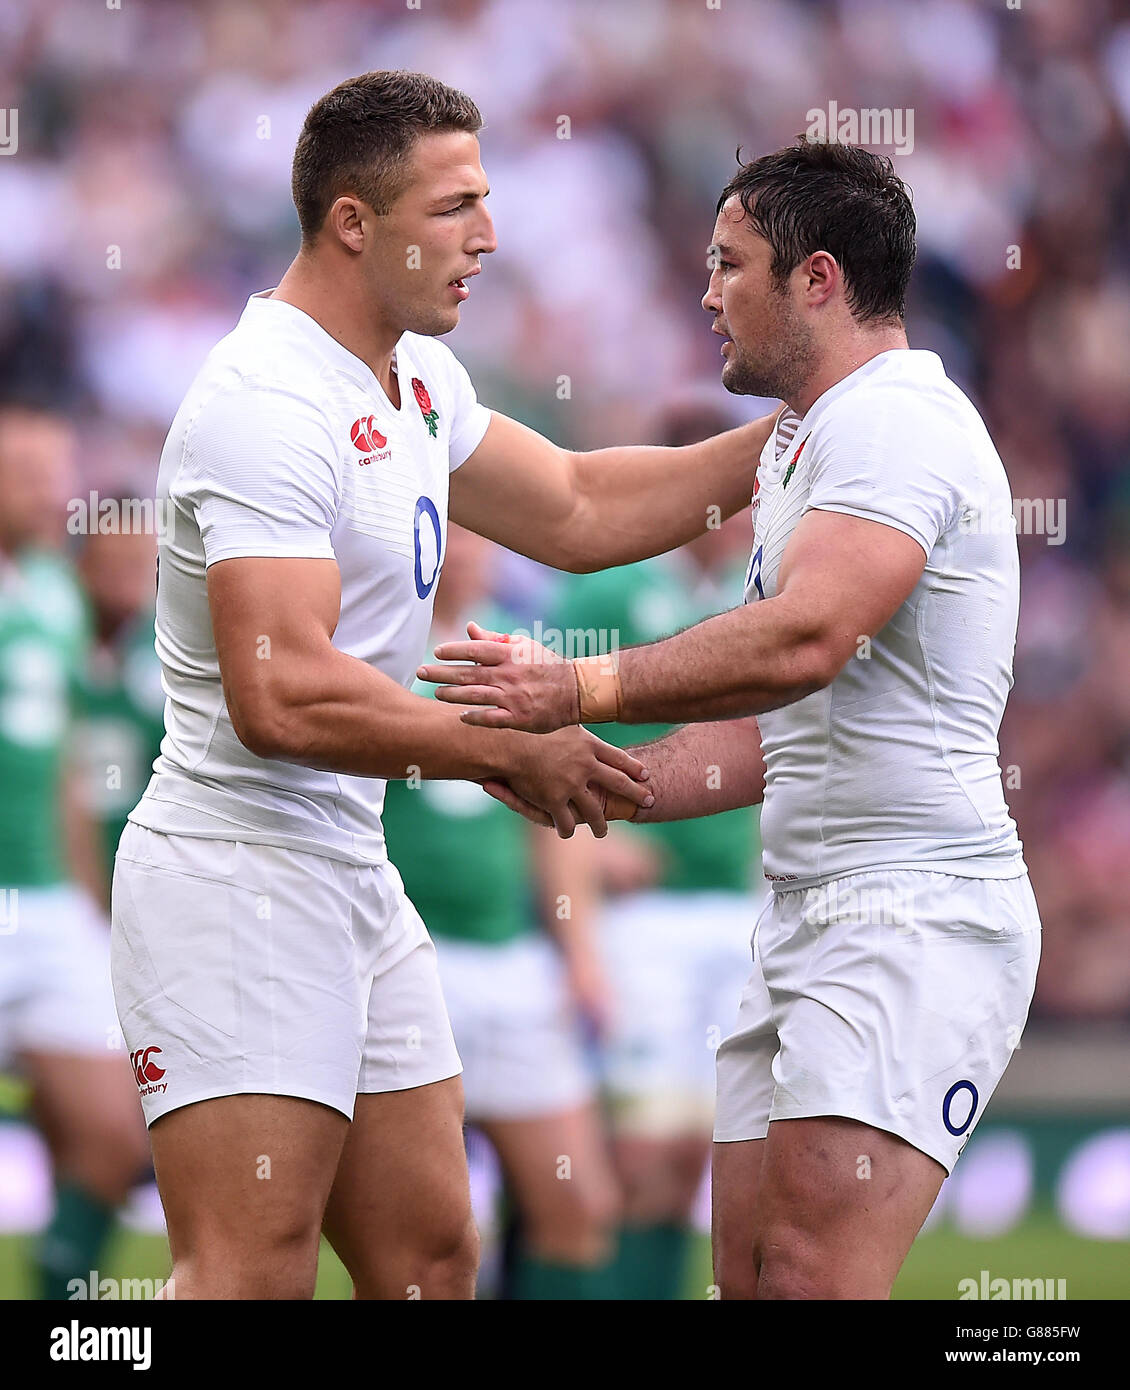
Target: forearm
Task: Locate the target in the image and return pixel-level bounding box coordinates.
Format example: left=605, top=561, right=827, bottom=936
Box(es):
left=233, top=647, right=529, bottom=782
left=625, top=716, right=764, bottom=822
left=615, top=599, right=830, bottom=724
left=569, top=415, right=774, bottom=571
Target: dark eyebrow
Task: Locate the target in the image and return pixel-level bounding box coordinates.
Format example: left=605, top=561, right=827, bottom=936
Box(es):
left=431, top=187, right=490, bottom=209
left=709, top=241, right=739, bottom=260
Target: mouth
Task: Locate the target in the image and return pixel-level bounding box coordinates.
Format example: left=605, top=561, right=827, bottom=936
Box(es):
left=448, top=267, right=480, bottom=302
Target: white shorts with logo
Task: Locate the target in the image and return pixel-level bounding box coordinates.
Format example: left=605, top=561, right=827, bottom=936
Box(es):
left=714, top=869, right=1042, bottom=1173
left=598, top=888, right=763, bottom=1135
left=0, top=884, right=120, bottom=1065
left=111, top=824, right=462, bottom=1127
left=435, top=933, right=593, bottom=1122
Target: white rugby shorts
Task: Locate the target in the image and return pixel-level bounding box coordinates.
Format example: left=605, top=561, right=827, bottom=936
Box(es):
left=111, top=824, right=461, bottom=1126
left=713, top=868, right=1041, bottom=1173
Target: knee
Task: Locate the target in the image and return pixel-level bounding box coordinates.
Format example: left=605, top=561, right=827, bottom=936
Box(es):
left=178, top=1222, right=322, bottom=1299
left=56, top=1113, right=151, bottom=1203
left=525, top=1175, right=621, bottom=1264
left=754, top=1225, right=855, bottom=1300
left=393, top=1211, right=480, bottom=1300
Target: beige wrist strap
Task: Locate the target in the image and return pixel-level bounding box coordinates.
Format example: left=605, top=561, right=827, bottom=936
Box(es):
left=573, top=653, right=623, bottom=723
left=602, top=790, right=640, bottom=822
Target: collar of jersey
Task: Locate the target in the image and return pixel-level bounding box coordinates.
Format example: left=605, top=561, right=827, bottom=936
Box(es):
left=794, top=348, right=945, bottom=439
left=244, top=291, right=412, bottom=416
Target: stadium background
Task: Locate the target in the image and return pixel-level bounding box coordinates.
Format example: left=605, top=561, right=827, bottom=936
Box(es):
left=1, top=0, right=1129, bottom=1298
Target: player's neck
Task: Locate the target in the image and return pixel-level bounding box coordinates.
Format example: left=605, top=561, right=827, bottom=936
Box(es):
left=271, top=253, right=403, bottom=402
left=788, top=325, right=909, bottom=418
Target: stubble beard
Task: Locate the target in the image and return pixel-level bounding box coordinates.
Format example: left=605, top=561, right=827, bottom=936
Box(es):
left=721, top=297, right=818, bottom=407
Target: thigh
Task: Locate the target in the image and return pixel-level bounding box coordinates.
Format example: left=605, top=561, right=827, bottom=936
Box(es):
left=321, top=1076, right=473, bottom=1299
left=753, top=1115, right=944, bottom=1298
left=150, top=1093, right=349, bottom=1271
left=483, top=1104, right=618, bottom=1235
left=711, top=1137, right=765, bottom=1300
left=23, top=1049, right=149, bottom=1194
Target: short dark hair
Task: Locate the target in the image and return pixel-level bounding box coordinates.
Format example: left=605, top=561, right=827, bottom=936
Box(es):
left=292, top=70, right=482, bottom=240
left=717, top=139, right=916, bottom=323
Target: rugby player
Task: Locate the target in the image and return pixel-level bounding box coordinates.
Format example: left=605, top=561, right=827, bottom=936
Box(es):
left=0, top=404, right=149, bottom=1298
left=111, top=71, right=774, bottom=1299
left=551, top=410, right=764, bottom=1300
left=421, top=139, right=1042, bottom=1299
left=384, top=524, right=620, bottom=1300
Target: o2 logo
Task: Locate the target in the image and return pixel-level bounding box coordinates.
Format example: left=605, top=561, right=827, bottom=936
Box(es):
left=942, top=1079, right=979, bottom=1137
left=413, top=495, right=443, bottom=599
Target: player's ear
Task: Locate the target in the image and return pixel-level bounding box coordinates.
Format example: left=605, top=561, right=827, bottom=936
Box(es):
left=802, top=250, right=838, bottom=308
left=325, top=196, right=367, bottom=254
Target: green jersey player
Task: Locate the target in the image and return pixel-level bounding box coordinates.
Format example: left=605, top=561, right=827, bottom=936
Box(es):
left=0, top=404, right=148, bottom=1299
left=549, top=410, right=765, bottom=1300
left=383, top=525, right=618, bottom=1299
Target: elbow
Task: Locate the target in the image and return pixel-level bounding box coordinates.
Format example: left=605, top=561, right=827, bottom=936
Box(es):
left=789, top=636, right=847, bottom=698
left=228, top=692, right=295, bottom=761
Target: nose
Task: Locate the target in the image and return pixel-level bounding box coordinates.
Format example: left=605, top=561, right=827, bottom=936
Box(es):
left=702, top=270, right=722, bottom=315
left=473, top=207, right=498, bottom=256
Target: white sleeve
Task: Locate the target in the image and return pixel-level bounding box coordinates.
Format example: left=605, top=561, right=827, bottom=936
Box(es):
left=180, top=386, right=342, bottom=568
left=444, top=353, right=491, bottom=472
left=804, top=400, right=963, bottom=559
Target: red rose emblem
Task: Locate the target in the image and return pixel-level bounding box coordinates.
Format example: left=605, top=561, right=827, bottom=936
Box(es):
left=411, top=378, right=432, bottom=413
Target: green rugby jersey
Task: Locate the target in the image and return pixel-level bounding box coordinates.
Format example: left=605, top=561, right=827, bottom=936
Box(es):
left=73, top=609, right=165, bottom=880
left=552, top=553, right=761, bottom=892
left=383, top=610, right=532, bottom=945
left=0, top=550, right=89, bottom=887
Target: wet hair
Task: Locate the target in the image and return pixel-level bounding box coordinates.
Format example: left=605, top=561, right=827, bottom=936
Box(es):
left=718, top=138, right=916, bottom=322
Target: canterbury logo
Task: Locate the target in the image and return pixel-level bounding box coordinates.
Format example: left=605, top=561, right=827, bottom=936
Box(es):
left=350, top=416, right=388, bottom=453
left=130, top=1046, right=165, bottom=1086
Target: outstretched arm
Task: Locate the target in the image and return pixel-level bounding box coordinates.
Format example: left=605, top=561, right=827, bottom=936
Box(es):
left=449, top=410, right=775, bottom=574
left=485, top=715, right=764, bottom=827
left=420, top=510, right=926, bottom=730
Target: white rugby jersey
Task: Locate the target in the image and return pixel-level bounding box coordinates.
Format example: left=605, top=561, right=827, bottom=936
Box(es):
left=129, top=292, right=491, bottom=864
left=746, top=349, right=1025, bottom=889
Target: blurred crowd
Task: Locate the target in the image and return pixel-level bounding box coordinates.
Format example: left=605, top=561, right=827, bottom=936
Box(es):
left=1, top=0, right=1129, bottom=1020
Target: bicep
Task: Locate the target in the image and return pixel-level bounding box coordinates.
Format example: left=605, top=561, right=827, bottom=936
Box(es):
left=206, top=556, right=341, bottom=744
left=776, top=508, right=927, bottom=666
left=449, top=412, right=580, bottom=564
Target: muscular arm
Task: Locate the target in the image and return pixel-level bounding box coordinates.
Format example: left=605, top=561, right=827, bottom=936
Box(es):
left=207, top=555, right=650, bottom=836
left=423, top=510, right=927, bottom=730
left=449, top=410, right=775, bottom=573
left=613, top=511, right=925, bottom=723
